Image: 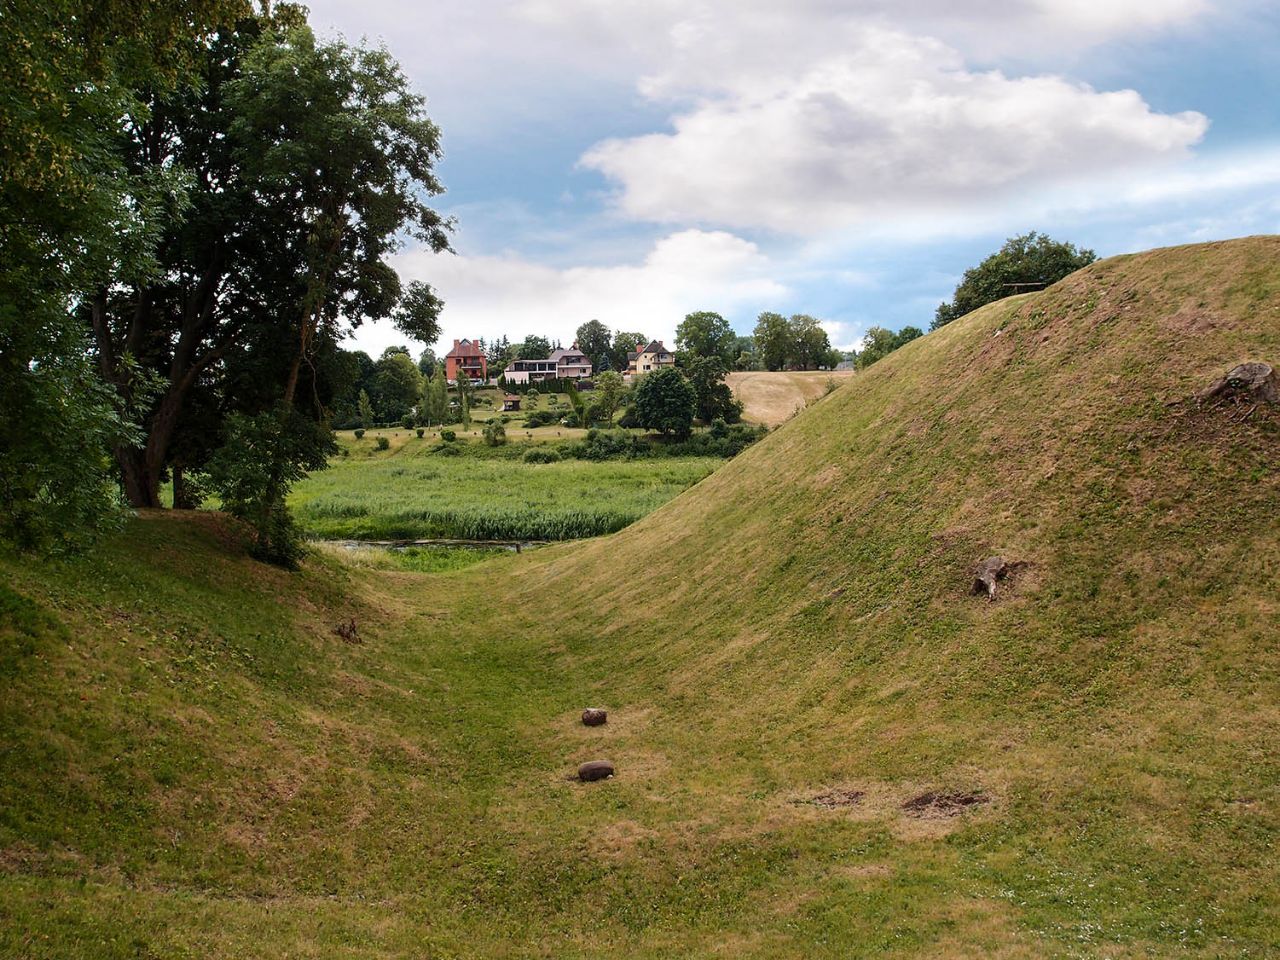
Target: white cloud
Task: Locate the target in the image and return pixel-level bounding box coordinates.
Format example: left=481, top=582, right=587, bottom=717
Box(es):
left=349, top=229, right=789, bottom=356
left=581, top=27, right=1209, bottom=234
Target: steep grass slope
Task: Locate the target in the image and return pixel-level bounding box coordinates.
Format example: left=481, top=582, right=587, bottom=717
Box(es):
left=2, top=238, right=1277, bottom=958
left=508, top=236, right=1280, bottom=953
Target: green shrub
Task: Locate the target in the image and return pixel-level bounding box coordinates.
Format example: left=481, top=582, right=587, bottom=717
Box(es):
left=572, top=429, right=642, bottom=461
left=204, top=406, right=334, bottom=568
left=375, top=436, right=390, bottom=451
left=438, top=442, right=462, bottom=457
left=483, top=420, right=507, bottom=447
left=522, top=447, right=561, bottom=464
left=524, top=410, right=559, bottom=428
left=416, top=428, right=425, bottom=438
left=354, top=428, right=366, bottom=440
left=440, top=429, right=457, bottom=442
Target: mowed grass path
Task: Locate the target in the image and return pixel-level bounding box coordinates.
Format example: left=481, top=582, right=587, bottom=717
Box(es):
left=291, top=436, right=719, bottom=541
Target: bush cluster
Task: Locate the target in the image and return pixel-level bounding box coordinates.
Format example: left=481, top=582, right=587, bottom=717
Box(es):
left=483, top=420, right=507, bottom=447
left=564, top=424, right=767, bottom=461
left=524, top=409, right=560, bottom=428
left=521, top=447, right=561, bottom=464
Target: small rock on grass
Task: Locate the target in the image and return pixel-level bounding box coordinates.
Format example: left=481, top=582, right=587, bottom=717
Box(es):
left=578, top=760, right=614, bottom=782
left=581, top=708, right=607, bottom=726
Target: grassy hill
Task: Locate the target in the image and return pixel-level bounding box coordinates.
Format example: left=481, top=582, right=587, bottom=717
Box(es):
left=728, top=369, right=856, bottom=426
left=2, top=238, right=1278, bottom=958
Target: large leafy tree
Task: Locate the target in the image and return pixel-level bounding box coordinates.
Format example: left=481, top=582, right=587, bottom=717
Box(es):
left=87, top=13, right=450, bottom=507
left=676, top=311, right=735, bottom=363
left=633, top=366, right=696, bottom=439
left=608, top=331, right=647, bottom=374
left=373, top=349, right=424, bottom=422
left=575, top=319, right=612, bottom=371
left=517, top=336, right=553, bottom=361
left=753, top=312, right=791, bottom=371
left=933, top=232, right=1097, bottom=329
left=855, top=325, right=923, bottom=369
left=684, top=356, right=743, bottom=424
left=788, top=315, right=833, bottom=370
left=1, top=0, right=249, bottom=547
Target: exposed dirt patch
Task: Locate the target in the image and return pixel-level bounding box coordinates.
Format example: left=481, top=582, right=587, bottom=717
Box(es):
left=902, top=791, right=989, bottom=817
left=1163, top=306, right=1224, bottom=335
left=803, top=788, right=865, bottom=809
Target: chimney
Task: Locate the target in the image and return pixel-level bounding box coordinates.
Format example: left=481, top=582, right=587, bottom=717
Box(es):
left=452, top=339, right=460, bottom=350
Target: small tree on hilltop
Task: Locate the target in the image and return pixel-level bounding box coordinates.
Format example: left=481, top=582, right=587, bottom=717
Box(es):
left=933, top=232, right=1097, bottom=330
left=358, top=389, right=374, bottom=429
left=593, top=371, right=626, bottom=424
left=634, top=366, right=696, bottom=439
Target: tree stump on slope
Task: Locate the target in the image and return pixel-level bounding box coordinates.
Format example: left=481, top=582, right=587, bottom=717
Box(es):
left=972, top=557, right=1016, bottom=601
left=581, top=708, right=608, bottom=727
left=1196, top=362, right=1279, bottom=406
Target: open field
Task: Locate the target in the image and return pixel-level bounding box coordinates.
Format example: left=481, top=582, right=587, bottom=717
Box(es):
left=3, top=239, right=1278, bottom=957
left=728, top=369, right=856, bottom=426
left=291, top=437, right=720, bottom=541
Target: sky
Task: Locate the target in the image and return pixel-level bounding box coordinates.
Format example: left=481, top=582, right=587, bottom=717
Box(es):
left=304, top=0, right=1280, bottom=358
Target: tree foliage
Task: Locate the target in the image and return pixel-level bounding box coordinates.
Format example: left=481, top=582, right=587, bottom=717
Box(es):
left=684, top=356, right=743, bottom=424
left=933, top=232, right=1097, bottom=329
left=0, top=0, right=250, bottom=547
left=752, top=312, right=838, bottom=370
left=676, top=311, right=736, bottom=363
left=204, top=406, right=334, bottom=568
left=87, top=12, right=450, bottom=508
left=633, top=367, right=696, bottom=439
left=424, top=367, right=448, bottom=426
left=374, top=351, right=423, bottom=423
left=592, top=371, right=626, bottom=424
left=517, top=336, right=553, bottom=361
left=608, top=331, right=647, bottom=374
left=575, top=319, right=612, bottom=371
left=855, top=326, right=923, bottom=369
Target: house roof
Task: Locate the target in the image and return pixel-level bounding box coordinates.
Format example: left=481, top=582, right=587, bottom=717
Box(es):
left=446, top=338, right=484, bottom=358
left=641, top=340, right=671, bottom=355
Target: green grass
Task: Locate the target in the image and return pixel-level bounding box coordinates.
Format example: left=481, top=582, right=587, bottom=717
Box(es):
left=312, top=541, right=509, bottom=572
left=291, top=439, right=719, bottom=541
left=2, top=238, right=1279, bottom=958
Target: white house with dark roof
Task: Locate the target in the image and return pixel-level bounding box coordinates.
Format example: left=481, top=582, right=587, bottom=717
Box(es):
left=624, top=340, right=675, bottom=381
left=502, top=342, right=593, bottom=385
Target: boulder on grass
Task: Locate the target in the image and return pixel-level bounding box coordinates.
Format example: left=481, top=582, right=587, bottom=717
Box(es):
left=581, top=708, right=607, bottom=727
left=578, top=760, right=614, bottom=782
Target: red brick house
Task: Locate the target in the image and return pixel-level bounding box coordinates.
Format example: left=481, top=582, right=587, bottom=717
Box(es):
left=445, top=339, right=487, bottom=383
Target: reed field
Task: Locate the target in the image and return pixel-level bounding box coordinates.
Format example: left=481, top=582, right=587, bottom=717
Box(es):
left=290, top=439, right=719, bottom=541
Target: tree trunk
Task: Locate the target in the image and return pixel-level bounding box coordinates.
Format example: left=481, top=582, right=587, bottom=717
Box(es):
left=117, top=447, right=158, bottom=508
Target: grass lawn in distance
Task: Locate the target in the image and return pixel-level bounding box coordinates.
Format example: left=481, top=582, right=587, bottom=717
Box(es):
left=291, top=434, right=720, bottom=542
